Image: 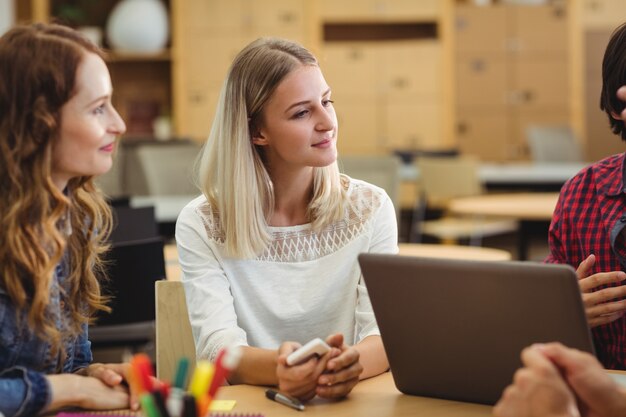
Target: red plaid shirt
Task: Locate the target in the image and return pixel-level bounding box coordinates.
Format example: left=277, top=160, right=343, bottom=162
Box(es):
left=546, top=153, right=626, bottom=369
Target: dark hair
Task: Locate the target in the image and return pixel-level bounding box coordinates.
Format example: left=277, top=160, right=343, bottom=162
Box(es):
left=600, top=22, right=626, bottom=141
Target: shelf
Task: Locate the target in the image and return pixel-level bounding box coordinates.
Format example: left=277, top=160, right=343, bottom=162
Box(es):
left=106, top=50, right=172, bottom=62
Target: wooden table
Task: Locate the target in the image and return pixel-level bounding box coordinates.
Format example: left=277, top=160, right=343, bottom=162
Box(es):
left=398, top=243, right=511, bottom=261
left=448, top=192, right=559, bottom=260
left=215, top=372, right=491, bottom=417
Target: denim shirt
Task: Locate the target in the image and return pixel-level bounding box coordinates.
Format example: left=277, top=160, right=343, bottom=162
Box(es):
left=0, top=252, right=93, bottom=417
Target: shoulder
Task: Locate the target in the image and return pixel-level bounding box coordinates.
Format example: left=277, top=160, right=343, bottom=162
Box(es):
left=562, top=153, right=623, bottom=197
left=176, top=194, right=224, bottom=242
left=341, top=174, right=392, bottom=221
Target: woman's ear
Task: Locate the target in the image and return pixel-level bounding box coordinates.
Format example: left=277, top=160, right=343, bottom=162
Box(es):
left=610, top=111, right=623, bottom=120
left=252, top=132, right=267, bottom=146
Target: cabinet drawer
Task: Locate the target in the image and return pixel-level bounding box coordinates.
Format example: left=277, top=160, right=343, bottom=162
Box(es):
left=456, top=110, right=510, bottom=161
left=456, top=5, right=508, bottom=55
left=321, top=43, right=379, bottom=96
left=457, top=56, right=508, bottom=108
left=381, top=40, right=441, bottom=96
left=335, top=97, right=381, bottom=155
left=512, top=57, right=569, bottom=108
left=384, top=98, right=441, bottom=151
left=582, top=0, right=626, bottom=29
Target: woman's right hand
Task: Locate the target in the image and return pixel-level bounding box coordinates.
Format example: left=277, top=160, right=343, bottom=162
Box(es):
left=576, top=254, right=626, bottom=327
left=276, top=341, right=332, bottom=401
left=45, top=373, right=129, bottom=411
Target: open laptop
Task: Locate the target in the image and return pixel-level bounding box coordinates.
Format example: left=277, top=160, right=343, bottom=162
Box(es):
left=358, top=253, right=594, bottom=405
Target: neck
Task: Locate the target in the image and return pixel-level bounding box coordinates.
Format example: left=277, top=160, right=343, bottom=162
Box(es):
left=269, top=167, right=314, bottom=227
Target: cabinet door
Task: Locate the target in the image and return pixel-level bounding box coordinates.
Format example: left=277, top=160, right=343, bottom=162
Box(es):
left=582, top=0, right=626, bottom=29
left=457, top=110, right=510, bottom=161
left=384, top=97, right=441, bottom=151
left=182, top=85, right=219, bottom=141
left=381, top=40, right=441, bottom=96
left=184, top=0, right=246, bottom=33
left=250, top=0, right=306, bottom=40
left=457, top=56, right=508, bottom=108
left=321, top=43, right=379, bottom=97
left=513, top=57, right=569, bottom=108
left=375, top=0, right=440, bottom=20
left=336, top=98, right=380, bottom=155
left=455, top=5, right=508, bottom=56
left=183, top=36, right=250, bottom=90
left=514, top=4, right=568, bottom=54
left=317, top=0, right=377, bottom=21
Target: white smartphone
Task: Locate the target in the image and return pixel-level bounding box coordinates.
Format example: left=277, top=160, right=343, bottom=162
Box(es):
left=286, top=337, right=331, bottom=366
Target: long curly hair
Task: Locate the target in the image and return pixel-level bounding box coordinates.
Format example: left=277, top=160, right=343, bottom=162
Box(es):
left=0, top=23, right=112, bottom=360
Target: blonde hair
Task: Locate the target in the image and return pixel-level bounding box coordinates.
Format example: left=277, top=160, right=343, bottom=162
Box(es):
left=198, top=38, right=345, bottom=258
left=0, top=23, right=112, bottom=362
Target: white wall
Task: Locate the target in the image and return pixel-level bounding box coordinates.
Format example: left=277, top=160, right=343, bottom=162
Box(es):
left=0, top=0, right=14, bottom=36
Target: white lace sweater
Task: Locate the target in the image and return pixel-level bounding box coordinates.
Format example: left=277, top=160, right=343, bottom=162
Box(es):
left=175, top=177, right=398, bottom=361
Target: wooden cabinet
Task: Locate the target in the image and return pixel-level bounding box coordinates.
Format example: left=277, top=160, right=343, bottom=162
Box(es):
left=322, top=39, right=444, bottom=155
left=17, top=0, right=175, bottom=140
left=455, top=3, right=570, bottom=161
left=318, top=0, right=450, bottom=156
left=318, top=0, right=440, bottom=22
left=174, top=0, right=310, bottom=140
left=581, top=0, right=626, bottom=29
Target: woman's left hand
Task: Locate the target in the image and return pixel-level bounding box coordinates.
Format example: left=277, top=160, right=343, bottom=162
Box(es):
left=78, top=363, right=141, bottom=410
left=316, top=333, right=363, bottom=399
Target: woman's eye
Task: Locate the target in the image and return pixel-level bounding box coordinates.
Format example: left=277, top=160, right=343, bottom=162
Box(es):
left=293, top=110, right=309, bottom=119
left=93, top=104, right=105, bottom=115
left=322, top=99, right=334, bottom=107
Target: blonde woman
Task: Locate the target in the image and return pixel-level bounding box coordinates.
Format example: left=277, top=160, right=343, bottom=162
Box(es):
left=176, top=37, right=397, bottom=401
left=0, top=24, right=137, bottom=415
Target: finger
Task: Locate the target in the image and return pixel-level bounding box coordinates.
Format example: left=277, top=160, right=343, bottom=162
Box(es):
left=520, top=345, right=560, bottom=379
left=538, top=343, right=600, bottom=376
left=585, top=296, right=626, bottom=315
left=588, top=311, right=624, bottom=328
left=319, top=361, right=363, bottom=386
left=617, top=86, right=626, bottom=102
left=576, top=254, right=595, bottom=279
left=316, top=376, right=359, bottom=399
left=578, top=271, right=626, bottom=293
left=326, top=346, right=360, bottom=372
left=325, top=333, right=344, bottom=349
left=277, top=342, right=303, bottom=366
left=583, top=285, right=626, bottom=307
left=88, top=365, right=123, bottom=386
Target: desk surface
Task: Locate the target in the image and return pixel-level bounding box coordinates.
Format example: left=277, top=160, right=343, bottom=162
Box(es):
left=398, top=243, right=511, bottom=261
left=400, top=162, right=586, bottom=185
left=449, top=192, right=559, bottom=221
left=216, top=372, right=491, bottom=417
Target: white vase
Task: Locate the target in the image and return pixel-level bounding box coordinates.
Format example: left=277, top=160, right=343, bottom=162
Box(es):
left=106, top=0, right=169, bottom=53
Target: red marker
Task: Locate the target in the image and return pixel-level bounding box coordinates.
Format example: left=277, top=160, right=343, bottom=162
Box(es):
left=208, top=346, right=242, bottom=398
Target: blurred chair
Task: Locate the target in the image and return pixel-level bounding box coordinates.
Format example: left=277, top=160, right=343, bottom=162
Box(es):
left=338, top=155, right=401, bottom=216
left=526, top=125, right=583, bottom=163
left=155, top=280, right=196, bottom=381
left=410, top=156, right=518, bottom=245
left=95, top=142, right=126, bottom=198
left=90, top=237, right=166, bottom=355
left=125, top=141, right=201, bottom=196
left=109, top=205, right=159, bottom=244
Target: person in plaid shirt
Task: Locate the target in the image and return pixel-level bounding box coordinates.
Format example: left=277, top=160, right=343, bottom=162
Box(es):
left=546, top=22, right=626, bottom=371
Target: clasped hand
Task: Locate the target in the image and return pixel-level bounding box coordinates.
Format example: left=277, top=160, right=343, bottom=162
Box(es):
left=276, top=333, right=363, bottom=401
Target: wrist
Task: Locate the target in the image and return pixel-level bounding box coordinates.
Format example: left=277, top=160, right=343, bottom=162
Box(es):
left=46, top=374, right=85, bottom=409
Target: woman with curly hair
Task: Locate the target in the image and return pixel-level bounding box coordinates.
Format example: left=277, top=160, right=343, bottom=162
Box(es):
left=0, top=23, right=135, bottom=415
